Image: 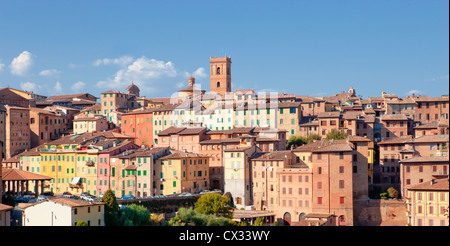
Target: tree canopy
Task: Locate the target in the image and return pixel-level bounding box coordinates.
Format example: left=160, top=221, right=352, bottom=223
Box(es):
left=118, top=204, right=151, bottom=226
left=286, top=134, right=321, bottom=149
left=326, top=129, right=348, bottom=140
left=194, top=193, right=233, bottom=218
left=102, top=189, right=119, bottom=226
left=167, top=207, right=235, bottom=226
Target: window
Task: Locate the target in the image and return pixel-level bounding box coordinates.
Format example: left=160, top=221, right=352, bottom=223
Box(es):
left=318, top=197, right=322, bottom=204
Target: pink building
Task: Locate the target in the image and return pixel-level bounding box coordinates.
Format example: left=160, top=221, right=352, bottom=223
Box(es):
left=97, top=140, right=138, bottom=197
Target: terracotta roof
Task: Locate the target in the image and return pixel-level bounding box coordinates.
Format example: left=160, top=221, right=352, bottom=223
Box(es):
left=178, top=85, right=205, bottom=93
left=414, top=121, right=439, bottom=129
left=251, top=150, right=292, bottom=161
left=347, top=136, right=371, bottom=142
left=234, top=89, right=255, bottom=94
left=377, top=136, right=413, bottom=145
left=413, top=96, right=449, bottom=102
left=46, top=93, right=98, bottom=101
left=400, top=156, right=449, bottom=163
left=405, top=135, right=449, bottom=143
left=178, top=127, right=208, bottom=135
left=0, top=87, right=29, bottom=100
left=1, top=168, right=52, bottom=181
left=312, top=140, right=353, bottom=153
left=73, top=116, right=106, bottom=121
left=0, top=204, right=14, bottom=211
left=381, top=114, right=408, bottom=121
left=406, top=178, right=449, bottom=191
left=385, top=98, right=415, bottom=104
left=157, top=126, right=186, bottom=136
left=318, top=111, right=341, bottom=118
left=293, top=139, right=353, bottom=153
left=47, top=197, right=105, bottom=207
left=159, top=150, right=207, bottom=160
left=278, top=102, right=301, bottom=108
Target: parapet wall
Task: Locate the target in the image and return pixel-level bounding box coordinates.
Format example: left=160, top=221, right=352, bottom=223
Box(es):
left=354, top=199, right=407, bottom=226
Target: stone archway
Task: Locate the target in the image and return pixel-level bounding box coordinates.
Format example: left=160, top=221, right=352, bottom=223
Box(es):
left=283, top=212, right=291, bottom=226
left=299, top=212, right=306, bottom=221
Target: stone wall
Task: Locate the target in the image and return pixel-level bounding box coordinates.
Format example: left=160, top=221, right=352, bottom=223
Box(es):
left=354, top=199, right=407, bottom=226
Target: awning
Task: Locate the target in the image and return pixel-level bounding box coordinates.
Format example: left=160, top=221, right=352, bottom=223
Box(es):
left=71, top=177, right=81, bottom=184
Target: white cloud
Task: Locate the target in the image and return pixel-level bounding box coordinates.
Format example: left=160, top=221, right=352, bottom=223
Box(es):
left=54, top=81, right=63, bottom=93
left=192, top=67, right=207, bottom=78
left=20, top=81, right=39, bottom=92
left=0, top=62, right=5, bottom=71
left=93, top=56, right=134, bottom=66
left=39, top=69, right=61, bottom=77
left=97, top=56, right=178, bottom=92
left=71, top=81, right=86, bottom=92
left=10, top=51, right=34, bottom=76
left=184, top=67, right=207, bottom=79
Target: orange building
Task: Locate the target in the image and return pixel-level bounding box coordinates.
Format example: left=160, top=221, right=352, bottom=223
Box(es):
left=121, top=109, right=154, bottom=147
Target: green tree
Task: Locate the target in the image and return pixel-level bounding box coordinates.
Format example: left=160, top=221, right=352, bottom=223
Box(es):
left=75, top=220, right=88, bottom=226
left=287, top=135, right=306, bottom=149
left=286, top=134, right=321, bottom=150
left=194, top=193, right=233, bottom=218
left=167, top=207, right=235, bottom=226
left=102, top=189, right=119, bottom=226
left=118, top=204, right=151, bottom=226
left=326, top=129, right=348, bottom=140
left=387, top=187, right=399, bottom=199
left=253, top=217, right=264, bottom=226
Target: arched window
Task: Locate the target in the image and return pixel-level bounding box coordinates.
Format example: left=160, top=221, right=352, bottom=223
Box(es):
left=217, top=67, right=220, bottom=74
left=217, top=81, right=220, bottom=88
left=283, top=212, right=291, bottom=226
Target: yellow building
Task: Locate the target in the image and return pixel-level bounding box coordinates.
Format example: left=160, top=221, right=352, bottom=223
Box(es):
left=155, top=150, right=209, bottom=195
left=406, top=178, right=449, bottom=226
left=367, top=142, right=374, bottom=184
left=40, top=142, right=80, bottom=195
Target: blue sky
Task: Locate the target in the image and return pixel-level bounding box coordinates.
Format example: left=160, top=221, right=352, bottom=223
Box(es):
left=0, top=0, right=448, bottom=99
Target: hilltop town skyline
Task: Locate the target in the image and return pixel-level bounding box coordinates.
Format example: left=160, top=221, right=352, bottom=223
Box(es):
left=0, top=0, right=448, bottom=229
left=0, top=1, right=448, bottom=98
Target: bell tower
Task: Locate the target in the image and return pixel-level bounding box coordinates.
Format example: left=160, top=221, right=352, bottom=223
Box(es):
left=210, top=56, right=231, bottom=96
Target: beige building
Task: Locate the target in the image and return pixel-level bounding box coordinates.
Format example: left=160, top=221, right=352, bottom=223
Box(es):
left=405, top=178, right=449, bottom=226
left=155, top=150, right=210, bottom=195
left=223, top=144, right=261, bottom=209
left=21, top=197, right=105, bottom=226
left=73, top=115, right=109, bottom=135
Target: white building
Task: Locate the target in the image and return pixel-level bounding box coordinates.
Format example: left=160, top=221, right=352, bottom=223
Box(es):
left=21, top=198, right=105, bottom=226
